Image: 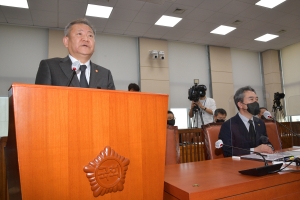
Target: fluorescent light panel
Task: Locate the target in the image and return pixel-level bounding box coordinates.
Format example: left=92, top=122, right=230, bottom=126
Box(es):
left=155, top=15, right=182, bottom=27
left=86, top=4, right=113, bottom=18
left=255, top=0, right=286, bottom=9
left=0, top=0, right=28, bottom=8
left=255, top=34, right=279, bottom=42
left=210, top=25, right=236, bottom=35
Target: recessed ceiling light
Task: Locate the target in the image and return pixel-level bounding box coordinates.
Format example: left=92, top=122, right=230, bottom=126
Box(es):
left=254, top=34, right=279, bottom=42
left=255, top=0, right=286, bottom=9
left=0, top=0, right=28, bottom=9
left=155, top=15, right=182, bottom=27
left=86, top=4, right=113, bottom=19
left=210, top=25, right=236, bottom=35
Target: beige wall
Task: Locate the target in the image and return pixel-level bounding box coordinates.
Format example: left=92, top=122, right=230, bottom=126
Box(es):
left=209, top=46, right=235, bottom=118
left=139, top=38, right=169, bottom=94
left=261, top=50, right=282, bottom=112
left=48, top=29, right=68, bottom=58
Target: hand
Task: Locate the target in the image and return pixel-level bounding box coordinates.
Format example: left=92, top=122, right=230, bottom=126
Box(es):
left=191, top=101, right=203, bottom=109
left=254, top=144, right=274, bottom=154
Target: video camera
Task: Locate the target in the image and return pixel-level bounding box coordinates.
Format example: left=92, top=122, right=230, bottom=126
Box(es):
left=273, top=92, right=285, bottom=111
left=188, top=84, right=207, bottom=102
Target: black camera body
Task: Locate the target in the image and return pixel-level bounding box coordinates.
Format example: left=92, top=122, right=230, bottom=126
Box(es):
left=188, top=84, right=207, bottom=102
left=274, top=92, right=285, bottom=100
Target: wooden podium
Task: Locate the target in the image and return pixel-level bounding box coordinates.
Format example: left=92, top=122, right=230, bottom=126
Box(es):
left=5, top=83, right=168, bottom=200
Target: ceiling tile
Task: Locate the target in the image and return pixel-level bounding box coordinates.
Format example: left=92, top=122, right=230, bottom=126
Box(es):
left=85, top=17, right=108, bottom=29
left=175, top=19, right=202, bottom=30
left=145, top=25, right=171, bottom=35
left=1, top=7, right=32, bottom=20
left=185, top=8, right=215, bottom=21
left=240, top=19, right=267, bottom=31
left=140, top=1, right=172, bottom=14
left=1, top=0, right=300, bottom=52
left=28, top=0, right=58, bottom=12
left=109, top=7, right=139, bottom=21
left=197, top=0, right=233, bottom=12
left=31, top=11, right=57, bottom=23
left=105, top=19, right=131, bottom=31
left=126, top=22, right=152, bottom=33
left=133, top=11, right=161, bottom=24
left=163, top=28, right=189, bottom=38
left=6, top=18, right=33, bottom=26
left=115, top=0, right=145, bottom=11
left=182, top=30, right=207, bottom=40
left=88, top=0, right=117, bottom=7
left=255, top=9, right=286, bottom=23
left=218, top=0, right=252, bottom=15
left=164, top=4, right=196, bottom=18
left=204, top=12, right=235, bottom=24
left=271, top=14, right=300, bottom=28
left=103, top=28, right=125, bottom=35
left=237, top=5, right=267, bottom=19
left=174, top=0, right=205, bottom=7
left=59, top=0, right=87, bottom=15
left=34, top=21, right=58, bottom=28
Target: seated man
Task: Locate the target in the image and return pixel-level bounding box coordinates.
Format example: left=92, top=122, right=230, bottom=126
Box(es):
left=218, top=86, right=274, bottom=157
left=257, top=107, right=268, bottom=119
left=214, top=108, right=227, bottom=123
left=167, top=111, right=175, bottom=126
left=128, top=83, right=140, bottom=91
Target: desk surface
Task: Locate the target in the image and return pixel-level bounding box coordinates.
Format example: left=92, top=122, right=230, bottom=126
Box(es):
left=164, top=158, right=300, bottom=200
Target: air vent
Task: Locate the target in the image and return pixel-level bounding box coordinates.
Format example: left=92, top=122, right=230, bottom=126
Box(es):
left=232, top=20, right=242, bottom=25
left=173, top=8, right=186, bottom=14
left=277, top=29, right=286, bottom=34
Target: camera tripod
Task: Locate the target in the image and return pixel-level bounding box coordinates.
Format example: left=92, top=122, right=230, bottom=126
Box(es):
left=192, top=103, right=204, bottom=128
left=272, top=99, right=285, bottom=122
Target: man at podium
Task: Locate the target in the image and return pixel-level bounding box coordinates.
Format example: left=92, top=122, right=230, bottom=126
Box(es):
left=35, top=18, right=115, bottom=89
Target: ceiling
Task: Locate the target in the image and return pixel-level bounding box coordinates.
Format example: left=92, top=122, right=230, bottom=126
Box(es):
left=1, top=0, right=300, bottom=52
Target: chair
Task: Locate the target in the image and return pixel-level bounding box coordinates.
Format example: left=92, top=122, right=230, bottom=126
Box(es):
left=264, top=120, right=282, bottom=151
left=202, top=123, right=224, bottom=160
left=165, top=125, right=180, bottom=165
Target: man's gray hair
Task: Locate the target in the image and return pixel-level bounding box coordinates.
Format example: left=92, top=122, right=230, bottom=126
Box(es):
left=234, top=86, right=256, bottom=110
left=64, top=18, right=96, bottom=36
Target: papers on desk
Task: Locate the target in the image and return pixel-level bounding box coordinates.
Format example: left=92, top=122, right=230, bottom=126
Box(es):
left=241, top=151, right=300, bottom=162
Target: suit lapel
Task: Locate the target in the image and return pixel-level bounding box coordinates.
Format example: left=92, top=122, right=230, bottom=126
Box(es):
left=60, top=56, right=80, bottom=87
left=89, top=61, right=98, bottom=88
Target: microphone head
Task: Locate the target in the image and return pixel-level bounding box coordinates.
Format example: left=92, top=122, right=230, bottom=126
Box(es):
left=263, top=111, right=272, bottom=120
left=72, top=61, right=80, bottom=71
left=259, top=135, right=269, bottom=144
left=215, top=139, right=223, bottom=149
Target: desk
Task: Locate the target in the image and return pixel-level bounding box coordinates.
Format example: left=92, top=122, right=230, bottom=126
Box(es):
left=164, top=158, right=300, bottom=199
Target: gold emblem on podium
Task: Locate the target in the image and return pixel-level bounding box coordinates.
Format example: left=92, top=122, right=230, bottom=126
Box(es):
left=83, top=146, right=130, bottom=197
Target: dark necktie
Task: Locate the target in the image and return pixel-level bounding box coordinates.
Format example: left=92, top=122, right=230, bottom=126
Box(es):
left=79, top=65, right=89, bottom=88
left=248, top=119, right=256, bottom=146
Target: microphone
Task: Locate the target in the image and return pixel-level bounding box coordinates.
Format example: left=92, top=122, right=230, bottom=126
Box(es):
left=215, top=139, right=283, bottom=176
left=67, top=61, right=80, bottom=87
left=215, top=139, right=268, bottom=166
left=259, top=136, right=274, bottom=151
left=263, top=110, right=300, bottom=138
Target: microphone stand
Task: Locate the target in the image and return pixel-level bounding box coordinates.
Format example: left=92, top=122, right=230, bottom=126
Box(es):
left=221, top=143, right=268, bottom=166
left=67, top=68, right=77, bottom=87
left=216, top=141, right=283, bottom=176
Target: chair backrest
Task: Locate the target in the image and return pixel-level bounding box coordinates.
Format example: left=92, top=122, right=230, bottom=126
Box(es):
left=165, top=125, right=180, bottom=165
left=264, top=120, right=282, bottom=151
left=202, top=123, right=224, bottom=160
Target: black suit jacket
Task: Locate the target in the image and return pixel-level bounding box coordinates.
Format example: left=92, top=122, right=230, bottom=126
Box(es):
left=218, top=113, right=268, bottom=157
left=35, top=56, right=115, bottom=89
